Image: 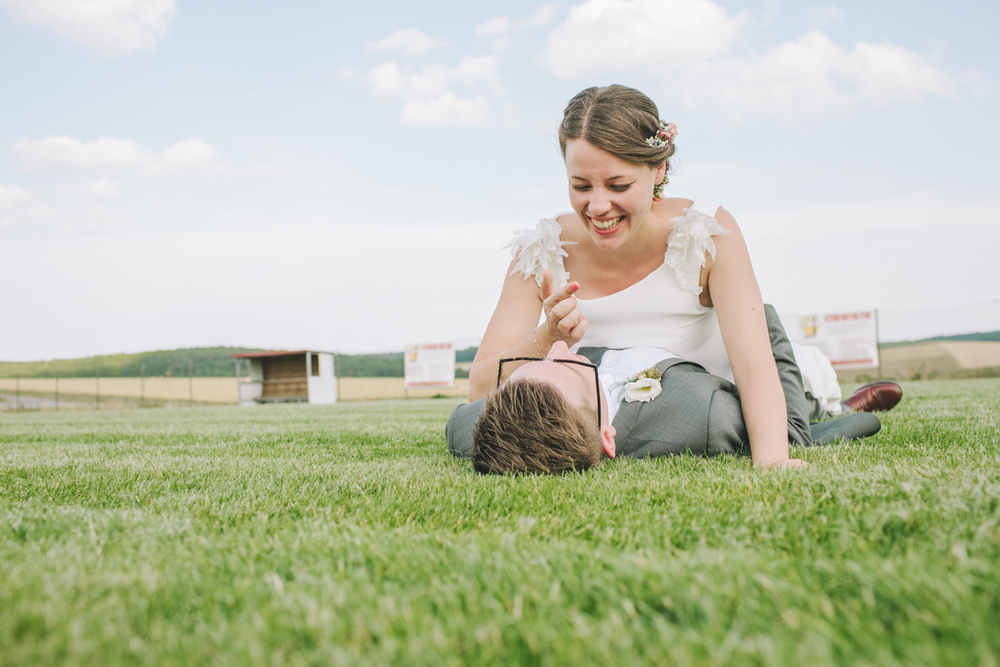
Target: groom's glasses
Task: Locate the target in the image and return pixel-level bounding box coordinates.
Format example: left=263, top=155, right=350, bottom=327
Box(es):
left=497, top=357, right=602, bottom=431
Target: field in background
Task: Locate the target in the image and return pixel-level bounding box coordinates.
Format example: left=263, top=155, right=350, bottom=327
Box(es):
left=1, top=380, right=998, bottom=665
left=0, top=377, right=471, bottom=408
left=4, top=337, right=1000, bottom=411
left=837, top=341, right=1000, bottom=383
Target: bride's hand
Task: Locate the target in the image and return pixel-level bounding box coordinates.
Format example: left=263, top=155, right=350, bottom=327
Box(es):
left=540, top=269, right=588, bottom=347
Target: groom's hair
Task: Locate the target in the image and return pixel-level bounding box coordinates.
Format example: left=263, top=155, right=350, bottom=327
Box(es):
left=472, top=379, right=602, bottom=475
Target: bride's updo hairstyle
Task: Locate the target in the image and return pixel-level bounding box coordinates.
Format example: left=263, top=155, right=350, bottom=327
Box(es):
left=558, top=84, right=674, bottom=171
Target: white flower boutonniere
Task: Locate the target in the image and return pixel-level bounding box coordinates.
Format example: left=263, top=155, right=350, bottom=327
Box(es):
left=623, top=367, right=663, bottom=403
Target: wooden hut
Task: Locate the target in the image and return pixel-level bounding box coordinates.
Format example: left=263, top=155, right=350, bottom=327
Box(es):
left=231, top=350, right=336, bottom=405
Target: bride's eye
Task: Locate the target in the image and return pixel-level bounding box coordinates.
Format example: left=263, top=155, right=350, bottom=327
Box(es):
left=572, top=184, right=591, bottom=192
left=610, top=183, right=632, bottom=192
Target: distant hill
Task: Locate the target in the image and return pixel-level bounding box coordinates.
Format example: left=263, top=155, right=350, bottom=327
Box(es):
left=880, top=331, right=1000, bottom=349
left=0, top=347, right=267, bottom=379
left=0, top=346, right=481, bottom=379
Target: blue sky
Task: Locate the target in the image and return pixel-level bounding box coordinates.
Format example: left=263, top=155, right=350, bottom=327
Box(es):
left=1, top=0, right=997, bottom=360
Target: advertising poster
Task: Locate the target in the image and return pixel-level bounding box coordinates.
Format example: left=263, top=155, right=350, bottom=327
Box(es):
left=404, top=343, right=456, bottom=389
left=782, top=310, right=880, bottom=369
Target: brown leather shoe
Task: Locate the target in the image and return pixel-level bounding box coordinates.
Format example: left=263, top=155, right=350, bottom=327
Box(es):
left=843, top=381, right=902, bottom=413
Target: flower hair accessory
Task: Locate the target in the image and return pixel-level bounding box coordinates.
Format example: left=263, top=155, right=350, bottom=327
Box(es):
left=645, top=120, right=678, bottom=149
left=622, top=366, right=663, bottom=403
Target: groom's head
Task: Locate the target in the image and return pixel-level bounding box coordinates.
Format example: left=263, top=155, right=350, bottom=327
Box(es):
left=472, top=342, right=616, bottom=475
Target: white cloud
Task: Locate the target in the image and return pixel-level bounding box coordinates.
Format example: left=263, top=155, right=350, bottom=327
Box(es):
left=366, top=61, right=405, bottom=98
left=12, top=136, right=147, bottom=172
left=476, top=4, right=559, bottom=35
left=85, top=178, right=120, bottom=197
left=476, top=16, right=513, bottom=36
left=543, top=0, right=747, bottom=78
left=527, top=4, right=560, bottom=27
left=11, top=136, right=235, bottom=178
left=364, top=56, right=499, bottom=126
left=843, top=40, right=958, bottom=104
left=679, top=31, right=959, bottom=117
left=141, top=138, right=233, bottom=177
left=62, top=178, right=121, bottom=197
left=544, top=0, right=961, bottom=117
left=1, top=182, right=128, bottom=231
left=367, top=28, right=445, bottom=57
left=401, top=94, right=490, bottom=126
left=0, top=0, right=176, bottom=56
left=0, top=184, right=61, bottom=227
left=335, top=66, right=360, bottom=81
left=806, top=5, right=843, bottom=28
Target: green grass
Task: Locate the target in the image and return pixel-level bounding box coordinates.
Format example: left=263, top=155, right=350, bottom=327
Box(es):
left=1, top=380, right=999, bottom=666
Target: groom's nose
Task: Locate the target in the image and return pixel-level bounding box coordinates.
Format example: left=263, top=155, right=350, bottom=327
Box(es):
left=546, top=340, right=573, bottom=360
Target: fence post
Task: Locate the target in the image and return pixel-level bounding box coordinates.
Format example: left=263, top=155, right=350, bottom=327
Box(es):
left=96, top=372, right=100, bottom=410
left=55, top=377, right=59, bottom=411
left=140, top=364, right=145, bottom=408
left=15, top=375, right=19, bottom=410
left=189, top=360, right=194, bottom=407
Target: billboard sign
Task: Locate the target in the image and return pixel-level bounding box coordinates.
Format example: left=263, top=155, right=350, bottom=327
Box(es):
left=404, top=343, right=456, bottom=389
left=782, top=310, right=880, bottom=369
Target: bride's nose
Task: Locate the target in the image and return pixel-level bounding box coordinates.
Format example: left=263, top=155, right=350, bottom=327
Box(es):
left=588, top=189, right=612, bottom=216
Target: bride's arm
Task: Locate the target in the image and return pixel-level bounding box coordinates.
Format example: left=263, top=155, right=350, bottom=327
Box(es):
left=705, top=208, right=805, bottom=469
left=468, top=265, right=586, bottom=402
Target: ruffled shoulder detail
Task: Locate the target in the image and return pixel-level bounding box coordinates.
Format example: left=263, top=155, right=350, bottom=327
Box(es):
left=664, top=200, right=731, bottom=295
left=503, top=217, right=576, bottom=288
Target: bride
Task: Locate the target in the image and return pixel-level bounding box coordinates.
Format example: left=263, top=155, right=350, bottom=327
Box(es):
left=463, top=84, right=897, bottom=472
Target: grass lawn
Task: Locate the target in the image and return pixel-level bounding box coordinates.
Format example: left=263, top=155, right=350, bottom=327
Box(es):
left=1, top=379, right=999, bottom=666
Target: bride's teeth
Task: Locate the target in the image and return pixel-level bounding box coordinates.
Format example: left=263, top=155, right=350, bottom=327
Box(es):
left=593, top=216, right=622, bottom=230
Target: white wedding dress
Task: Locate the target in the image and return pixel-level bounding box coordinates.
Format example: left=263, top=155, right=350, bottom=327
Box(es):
left=505, top=199, right=842, bottom=413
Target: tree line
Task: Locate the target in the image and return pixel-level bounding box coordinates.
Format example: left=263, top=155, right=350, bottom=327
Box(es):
left=0, top=346, right=480, bottom=379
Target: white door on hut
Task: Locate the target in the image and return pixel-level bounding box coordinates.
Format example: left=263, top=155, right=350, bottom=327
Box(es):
left=307, top=352, right=337, bottom=404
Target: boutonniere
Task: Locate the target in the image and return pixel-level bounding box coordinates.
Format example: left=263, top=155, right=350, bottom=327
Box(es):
left=623, top=367, right=663, bottom=403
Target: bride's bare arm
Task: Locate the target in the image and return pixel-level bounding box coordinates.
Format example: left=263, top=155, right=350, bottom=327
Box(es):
left=706, top=207, right=805, bottom=469
left=468, top=266, right=587, bottom=402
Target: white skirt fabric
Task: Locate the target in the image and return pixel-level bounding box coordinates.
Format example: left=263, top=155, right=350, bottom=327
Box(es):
left=791, top=342, right=844, bottom=416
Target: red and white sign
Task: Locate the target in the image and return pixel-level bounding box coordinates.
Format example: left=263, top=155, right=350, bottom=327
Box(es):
left=782, top=310, right=880, bottom=369
left=404, top=343, right=456, bottom=389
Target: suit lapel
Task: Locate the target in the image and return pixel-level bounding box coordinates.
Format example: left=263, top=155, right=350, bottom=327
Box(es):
left=611, top=357, right=704, bottom=444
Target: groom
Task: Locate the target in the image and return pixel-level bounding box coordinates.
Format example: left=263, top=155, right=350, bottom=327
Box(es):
left=446, top=305, right=883, bottom=474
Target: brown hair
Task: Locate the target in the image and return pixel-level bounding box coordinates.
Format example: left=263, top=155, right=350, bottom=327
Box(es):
left=558, top=84, right=675, bottom=171
left=472, top=379, right=603, bottom=475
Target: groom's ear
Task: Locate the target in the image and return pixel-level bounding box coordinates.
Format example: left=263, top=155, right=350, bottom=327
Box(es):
left=601, top=425, right=616, bottom=459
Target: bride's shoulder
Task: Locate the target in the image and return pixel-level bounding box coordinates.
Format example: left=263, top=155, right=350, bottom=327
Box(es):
left=664, top=197, right=738, bottom=231
left=505, top=215, right=569, bottom=248
left=503, top=215, right=576, bottom=288
left=663, top=197, right=734, bottom=295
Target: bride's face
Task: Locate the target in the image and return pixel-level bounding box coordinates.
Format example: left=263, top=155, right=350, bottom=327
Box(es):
left=564, top=139, right=664, bottom=249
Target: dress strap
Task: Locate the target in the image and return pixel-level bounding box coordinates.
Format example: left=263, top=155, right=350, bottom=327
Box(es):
left=503, top=217, right=576, bottom=288
left=664, top=198, right=730, bottom=295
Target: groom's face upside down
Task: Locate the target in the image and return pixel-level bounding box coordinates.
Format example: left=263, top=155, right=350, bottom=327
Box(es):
left=472, top=341, right=617, bottom=476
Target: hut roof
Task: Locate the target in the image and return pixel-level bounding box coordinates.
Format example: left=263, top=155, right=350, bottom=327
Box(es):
left=230, top=350, right=333, bottom=359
